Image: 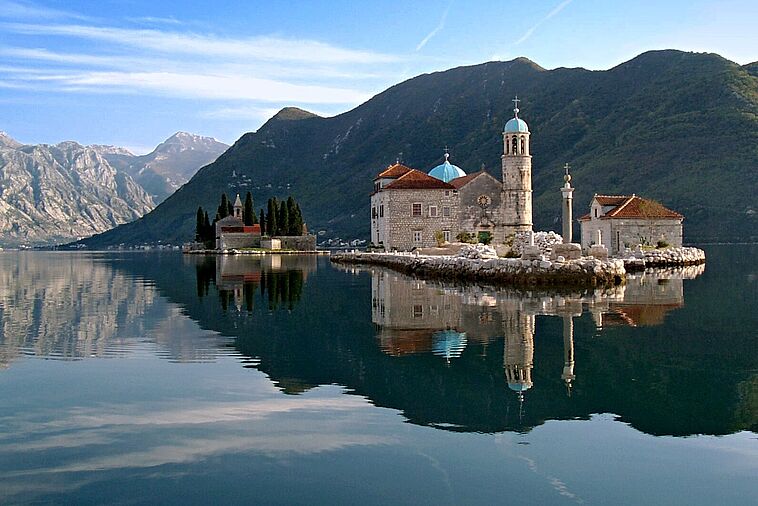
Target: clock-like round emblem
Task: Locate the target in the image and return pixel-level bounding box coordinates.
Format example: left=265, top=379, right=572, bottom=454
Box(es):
left=477, top=195, right=491, bottom=208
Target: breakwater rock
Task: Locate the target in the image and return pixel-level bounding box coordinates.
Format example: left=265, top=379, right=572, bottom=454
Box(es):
left=621, top=247, right=706, bottom=270
left=332, top=251, right=626, bottom=288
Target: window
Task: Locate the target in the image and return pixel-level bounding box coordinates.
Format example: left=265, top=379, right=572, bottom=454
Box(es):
left=412, top=203, right=422, bottom=216
left=413, top=230, right=422, bottom=244
left=442, top=206, right=451, bottom=217
left=379, top=205, right=384, bottom=218
left=429, top=205, right=438, bottom=217
left=374, top=182, right=380, bottom=192
left=372, top=207, right=377, bottom=219
left=520, top=136, right=525, bottom=153
left=443, top=230, right=451, bottom=242
left=594, top=208, right=598, bottom=218
left=511, top=136, right=518, bottom=153
left=444, top=190, right=450, bottom=197
left=413, top=305, right=423, bottom=318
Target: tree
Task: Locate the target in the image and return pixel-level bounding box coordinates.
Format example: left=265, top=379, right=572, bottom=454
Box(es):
left=244, top=192, right=255, bottom=225
left=278, top=199, right=289, bottom=236
left=267, top=198, right=278, bottom=236
left=218, top=193, right=229, bottom=219
left=196, top=207, right=204, bottom=241
left=293, top=203, right=304, bottom=235
left=259, top=208, right=266, bottom=235
left=203, top=211, right=211, bottom=242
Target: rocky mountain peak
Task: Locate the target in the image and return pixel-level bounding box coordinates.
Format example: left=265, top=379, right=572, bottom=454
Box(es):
left=0, top=131, right=23, bottom=149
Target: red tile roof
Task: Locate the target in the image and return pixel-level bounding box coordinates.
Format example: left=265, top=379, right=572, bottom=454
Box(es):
left=384, top=169, right=456, bottom=190
left=580, top=195, right=683, bottom=221
left=376, top=163, right=414, bottom=179
left=449, top=170, right=485, bottom=189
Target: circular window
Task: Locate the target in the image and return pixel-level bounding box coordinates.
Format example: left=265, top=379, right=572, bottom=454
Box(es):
left=477, top=195, right=491, bottom=209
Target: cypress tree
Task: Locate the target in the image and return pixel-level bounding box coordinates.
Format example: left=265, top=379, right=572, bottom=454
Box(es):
left=203, top=211, right=211, bottom=242
left=259, top=208, right=266, bottom=235
left=244, top=192, right=254, bottom=225
left=278, top=199, right=289, bottom=236
left=227, top=200, right=234, bottom=217
left=267, top=198, right=278, bottom=236
left=286, top=197, right=297, bottom=235
left=293, top=203, right=304, bottom=235
left=218, top=193, right=229, bottom=219
left=196, top=206, right=204, bottom=241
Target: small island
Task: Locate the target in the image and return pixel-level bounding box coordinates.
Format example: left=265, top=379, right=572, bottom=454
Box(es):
left=184, top=192, right=321, bottom=255
left=332, top=98, right=705, bottom=288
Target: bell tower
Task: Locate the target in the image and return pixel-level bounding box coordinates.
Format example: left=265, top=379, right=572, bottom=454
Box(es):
left=501, top=96, right=533, bottom=234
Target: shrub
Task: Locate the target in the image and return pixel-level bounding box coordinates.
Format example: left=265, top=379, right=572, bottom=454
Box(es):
left=434, top=230, right=445, bottom=247
left=657, top=240, right=670, bottom=249
left=456, top=231, right=475, bottom=243
left=478, top=231, right=493, bottom=245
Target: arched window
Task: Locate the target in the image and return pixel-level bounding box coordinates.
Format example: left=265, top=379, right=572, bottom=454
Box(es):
left=520, top=136, right=525, bottom=154
left=511, top=136, right=518, bottom=154
left=505, top=138, right=509, bottom=154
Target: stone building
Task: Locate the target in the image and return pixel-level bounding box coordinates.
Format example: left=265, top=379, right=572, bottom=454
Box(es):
left=215, top=194, right=262, bottom=250
left=579, top=195, right=684, bottom=254
left=370, top=98, right=533, bottom=251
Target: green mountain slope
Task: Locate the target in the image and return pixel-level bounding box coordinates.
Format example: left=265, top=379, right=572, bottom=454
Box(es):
left=80, top=50, right=758, bottom=247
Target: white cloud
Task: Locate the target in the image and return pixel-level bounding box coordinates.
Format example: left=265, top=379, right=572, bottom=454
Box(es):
left=416, top=3, right=452, bottom=51
left=514, top=0, right=573, bottom=46
left=0, top=0, right=90, bottom=20
left=3, top=22, right=399, bottom=64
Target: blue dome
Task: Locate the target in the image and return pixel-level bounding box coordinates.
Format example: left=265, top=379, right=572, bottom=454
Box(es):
left=429, top=154, right=466, bottom=183
left=504, top=117, right=529, bottom=133
left=431, top=330, right=467, bottom=360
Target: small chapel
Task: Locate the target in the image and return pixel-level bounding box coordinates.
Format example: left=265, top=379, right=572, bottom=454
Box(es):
left=371, top=98, right=533, bottom=251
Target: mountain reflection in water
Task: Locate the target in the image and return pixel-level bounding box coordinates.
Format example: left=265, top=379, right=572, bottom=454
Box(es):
left=0, top=250, right=754, bottom=439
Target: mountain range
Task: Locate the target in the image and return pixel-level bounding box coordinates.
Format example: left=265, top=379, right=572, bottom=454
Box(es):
left=0, top=132, right=227, bottom=247
left=75, top=49, right=758, bottom=247
left=102, top=132, right=229, bottom=203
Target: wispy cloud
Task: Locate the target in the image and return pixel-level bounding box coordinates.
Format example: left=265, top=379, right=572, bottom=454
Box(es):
left=415, top=2, right=452, bottom=51
left=3, top=22, right=399, bottom=64
left=514, top=0, right=573, bottom=46
left=0, top=15, right=401, bottom=111
left=0, top=0, right=91, bottom=21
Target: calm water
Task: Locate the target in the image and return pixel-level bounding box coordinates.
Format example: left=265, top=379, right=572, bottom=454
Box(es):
left=0, top=246, right=755, bottom=505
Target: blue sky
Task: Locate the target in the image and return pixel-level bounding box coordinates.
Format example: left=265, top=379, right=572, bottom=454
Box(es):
left=0, top=0, right=756, bottom=153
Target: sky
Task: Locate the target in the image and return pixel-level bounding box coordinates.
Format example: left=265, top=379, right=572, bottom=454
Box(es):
left=0, top=0, right=756, bottom=153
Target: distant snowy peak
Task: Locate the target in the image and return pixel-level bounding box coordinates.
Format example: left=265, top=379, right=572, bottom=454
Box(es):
left=154, top=131, right=228, bottom=154
left=89, top=144, right=135, bottom=157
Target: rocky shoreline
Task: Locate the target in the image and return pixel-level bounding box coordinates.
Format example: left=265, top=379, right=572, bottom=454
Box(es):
left=331, top=251, right=626, bottom=288
left=621, top=246, right=706, bottom=270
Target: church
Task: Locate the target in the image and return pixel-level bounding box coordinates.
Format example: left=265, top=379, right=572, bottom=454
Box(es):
left=370, top=98, right=533, bottom=251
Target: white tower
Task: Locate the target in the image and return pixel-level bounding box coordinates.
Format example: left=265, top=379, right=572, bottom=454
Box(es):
left=561, top=163, right=574, bottom=242
left=501, top=96, right=533, bottom=235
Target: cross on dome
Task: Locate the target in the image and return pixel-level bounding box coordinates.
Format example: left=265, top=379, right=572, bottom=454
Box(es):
left=512, top=96, right=521, bottom=118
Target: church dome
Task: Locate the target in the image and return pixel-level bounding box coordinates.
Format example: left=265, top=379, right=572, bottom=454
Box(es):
left=504, top=117, right=529, bottom=133
left=431, top=330, right=467, bottom=360
left=428, top=153, right=466, bottom=183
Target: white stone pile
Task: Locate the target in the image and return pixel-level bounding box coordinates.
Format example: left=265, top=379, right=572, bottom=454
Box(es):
left=332, top=250, right=626, bottom=287
left=455, top=243, right=499, bottom=260
left=511, top=231, right=563, bottom=255
left=642, top=246, right=706, bottom=266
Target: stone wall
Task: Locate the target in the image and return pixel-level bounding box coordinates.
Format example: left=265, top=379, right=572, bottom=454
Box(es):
left=275, top=235, right=317, bottom=251
left=457, top=173, right=508, bottom=244
left=384, top=189, right=459, bottom=250
left=218, top=233, right=261, bottom=250
left=581, top=218, right=682, bottom=254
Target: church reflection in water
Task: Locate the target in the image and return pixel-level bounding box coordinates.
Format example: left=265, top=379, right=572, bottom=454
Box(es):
left=368, top=263, right=705, bottom=404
